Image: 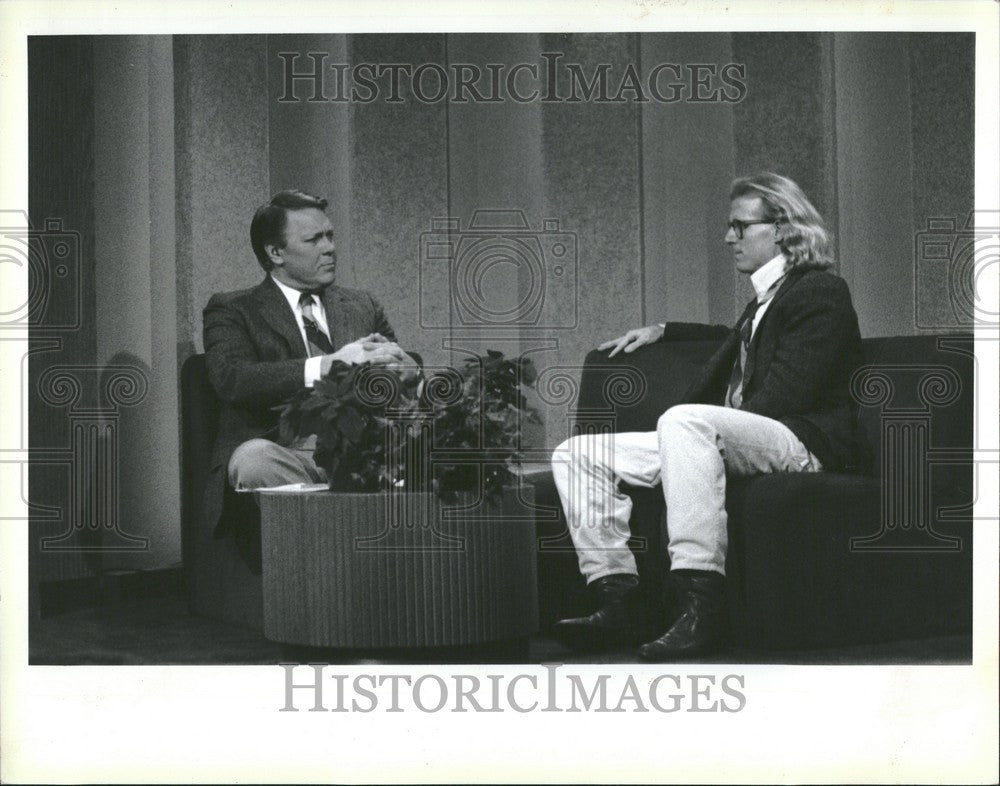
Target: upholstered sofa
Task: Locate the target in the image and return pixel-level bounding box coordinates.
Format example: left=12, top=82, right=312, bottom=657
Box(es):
left=182, top=330, right=975, bottom=650
left=181, top=354, right=264, bottom=630
left=531, top=331, right=975, bottom=650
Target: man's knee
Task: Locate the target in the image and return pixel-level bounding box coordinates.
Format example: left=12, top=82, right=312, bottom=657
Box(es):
left=553, top=435, right=580, bottom=458
left=658, top=404, right=707, bottom=432
left=228, top=438, right=285, bottom=490
left=552, top=435, right=583, bottom=475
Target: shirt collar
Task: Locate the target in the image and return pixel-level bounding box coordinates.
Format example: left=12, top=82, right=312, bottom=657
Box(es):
left=750, top=254, right=788, bottom=302
left=270, top=274, right=318, bottom=312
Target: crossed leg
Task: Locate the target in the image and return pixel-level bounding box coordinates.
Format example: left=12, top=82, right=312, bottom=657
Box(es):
left=551, top=403, right=822, bottom=582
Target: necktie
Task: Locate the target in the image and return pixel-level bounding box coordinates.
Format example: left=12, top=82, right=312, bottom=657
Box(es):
left=298, top=292, right=334, bottom=357
left=725, top=276, right=786, bottom=407
left=725, top=298, right=760, bottom=408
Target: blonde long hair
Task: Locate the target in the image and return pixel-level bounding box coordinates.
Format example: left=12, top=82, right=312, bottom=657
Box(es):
left=730, top=172, right=834, bottom=271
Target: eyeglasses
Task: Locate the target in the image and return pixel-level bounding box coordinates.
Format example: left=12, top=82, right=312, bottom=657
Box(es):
left=727, top=219, right=776, bottom=239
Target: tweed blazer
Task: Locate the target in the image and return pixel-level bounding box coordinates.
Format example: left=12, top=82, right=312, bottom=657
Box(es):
left=202, top=275, right=396, bottom=536
left=668, top=268, right=866, bottom=472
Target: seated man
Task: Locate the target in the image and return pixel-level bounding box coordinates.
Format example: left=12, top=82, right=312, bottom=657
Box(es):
left=551, top=172, right=866, bottom=660
left=202, top=189, right=416, bottom=551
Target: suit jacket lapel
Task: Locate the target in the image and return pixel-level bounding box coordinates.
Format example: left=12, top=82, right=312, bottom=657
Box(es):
left=737, top=296, right=758, bottom=331
left=321, top=285, right=349, bottom=352
left=253, top=276, right=307, bottom=356
left=681, top=313, right=746, bottom=403
left=743, top=268, right=806, bottom=388
left=754, top=268, right=804, bottom=335
left=734, top=296, right=761, bottom=389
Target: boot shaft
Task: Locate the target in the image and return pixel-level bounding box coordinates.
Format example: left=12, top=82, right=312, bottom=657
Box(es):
left=671, top=570, right=726, bottom=615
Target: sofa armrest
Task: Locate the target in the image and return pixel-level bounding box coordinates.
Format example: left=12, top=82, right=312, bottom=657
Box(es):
left=574, top=338, right=723, bottom=434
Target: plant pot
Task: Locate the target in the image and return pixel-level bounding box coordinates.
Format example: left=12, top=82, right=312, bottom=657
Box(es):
left=257, top=486, right=538, bottom=649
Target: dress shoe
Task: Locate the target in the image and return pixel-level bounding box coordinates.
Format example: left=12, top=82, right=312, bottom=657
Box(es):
left=638, top=570, right=727, bottom=661
left=553, top=574, right=661, bottom=651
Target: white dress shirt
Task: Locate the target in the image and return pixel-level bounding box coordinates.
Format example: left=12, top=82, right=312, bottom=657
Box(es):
left=747, top=253, right=788, bottom=337
left=270, top=275, right=331, bottom=387
left=723, top=253, right=788, bottom=409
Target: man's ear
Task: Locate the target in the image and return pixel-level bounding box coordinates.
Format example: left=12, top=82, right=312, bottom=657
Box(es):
left=265, top=243, right=284, bottom=268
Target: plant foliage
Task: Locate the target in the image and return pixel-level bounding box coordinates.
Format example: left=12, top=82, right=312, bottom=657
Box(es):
left=276, top=351, right=539, bottom=502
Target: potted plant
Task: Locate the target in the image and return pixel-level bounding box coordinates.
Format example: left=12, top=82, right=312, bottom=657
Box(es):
left=275, top=350, right=539, bottom=501
left=276, top=361, right=424, bottom=493
left=259, top=351, right=541, bottom=650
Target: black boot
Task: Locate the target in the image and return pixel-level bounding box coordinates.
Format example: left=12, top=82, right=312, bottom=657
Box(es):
left=553, top=574, right=660, bottom=652
left=638, top=570, right=728, bottom=661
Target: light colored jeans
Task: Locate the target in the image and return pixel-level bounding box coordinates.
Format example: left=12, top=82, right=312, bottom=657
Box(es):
left=551, top=404, right=823, bottom=582
left=228, top=435, right=325, bottom=490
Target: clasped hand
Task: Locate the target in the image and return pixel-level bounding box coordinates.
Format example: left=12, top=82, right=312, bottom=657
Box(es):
left=321, top=333, right=420, bottom=379
left=598, top=324, right=665, bottom=357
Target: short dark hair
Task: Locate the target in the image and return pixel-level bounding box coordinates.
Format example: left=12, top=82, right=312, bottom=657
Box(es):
left=250, top=189, right=329, bottom=271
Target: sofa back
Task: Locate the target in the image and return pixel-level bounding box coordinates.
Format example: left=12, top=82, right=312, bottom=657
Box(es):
left=573, top=332, right=974, bottom=485
left=182, top=331, right=975, bottom=496
left=855, top=333, right=974, bottom=455
left=856, top=334, right=974, bottom=503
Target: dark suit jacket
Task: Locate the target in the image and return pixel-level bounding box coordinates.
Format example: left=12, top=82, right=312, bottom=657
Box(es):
left=665, top=268, right=866, bottom=473
left=202, top=275, right=396, bottom=537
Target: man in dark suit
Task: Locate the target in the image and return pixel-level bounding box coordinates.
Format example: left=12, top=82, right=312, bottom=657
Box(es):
left=551, top=172, right=865, bottom=659
left=202, top=189, right=415, bottom=544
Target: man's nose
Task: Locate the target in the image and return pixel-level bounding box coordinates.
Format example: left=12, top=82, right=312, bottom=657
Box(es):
left=724, top=227, right=737, bottom=244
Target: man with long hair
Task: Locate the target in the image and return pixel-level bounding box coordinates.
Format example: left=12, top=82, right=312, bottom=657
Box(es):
left=551, top=172, right=866, bottom=659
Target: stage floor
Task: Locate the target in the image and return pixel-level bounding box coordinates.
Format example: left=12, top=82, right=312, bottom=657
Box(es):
left=29, top=588, right=972, bottom=666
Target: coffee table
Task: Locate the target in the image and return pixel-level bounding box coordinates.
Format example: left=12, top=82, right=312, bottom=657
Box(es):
left=257, top=486, right=538, bottom=649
